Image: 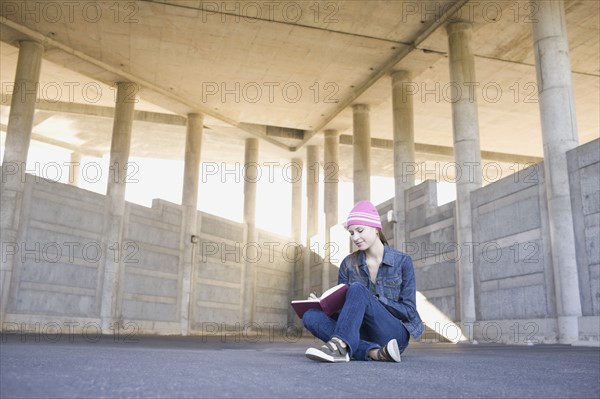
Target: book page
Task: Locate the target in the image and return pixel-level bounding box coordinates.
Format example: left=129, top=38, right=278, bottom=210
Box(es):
left=321, top=283, right=346, bottom=300
left=291, top=299, right=319, bottom=304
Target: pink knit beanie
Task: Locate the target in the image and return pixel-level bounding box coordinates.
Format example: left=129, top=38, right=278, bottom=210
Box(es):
left=346, top=200, right=382, bottom=229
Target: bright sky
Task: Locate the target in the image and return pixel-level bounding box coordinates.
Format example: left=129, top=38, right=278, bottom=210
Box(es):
left=1, top=137, right=456, bottom=239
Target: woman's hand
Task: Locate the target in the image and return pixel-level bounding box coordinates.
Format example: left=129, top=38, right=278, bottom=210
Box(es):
left=308, top=292, right=318, bottom=300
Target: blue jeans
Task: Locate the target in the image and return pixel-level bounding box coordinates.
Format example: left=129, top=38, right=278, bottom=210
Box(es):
left=303, top=282, right=410, bottom=361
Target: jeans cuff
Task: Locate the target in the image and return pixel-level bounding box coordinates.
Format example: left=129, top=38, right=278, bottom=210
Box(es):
left=364, top=344, right=379, bottom=361
left=332, top=334, right=353, bottom=358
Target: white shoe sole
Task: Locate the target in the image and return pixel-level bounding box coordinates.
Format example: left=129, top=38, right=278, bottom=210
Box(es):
left=386, top=339, right=402, bottom=362
left=305, top=347, right=350, bottom=363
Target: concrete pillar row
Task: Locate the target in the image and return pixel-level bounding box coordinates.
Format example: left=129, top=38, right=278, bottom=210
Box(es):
left=179, top=113, right=204, bottom=335
left=305, top=145, right=320, bottom=297
left=446, top=22, right=482, bottom=331
left=323, top=129, right=339, bottom=291
left=352, top=104, right=371, bottom=203
left=241, top=138, right=259, bottom=324
left=530, top=0, right=581, bottom=344
left=0, top=40, right=44, bottom=325
left=100, top=81, right=137, bottom=333
left=391, top=70, right=416, bottom=252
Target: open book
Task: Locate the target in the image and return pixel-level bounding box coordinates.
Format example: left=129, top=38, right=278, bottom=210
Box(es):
left=290, top=283, right=348, bottom=319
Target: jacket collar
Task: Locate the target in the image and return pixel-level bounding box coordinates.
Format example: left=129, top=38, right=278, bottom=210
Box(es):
left=358, top=244, right=394, bottom=267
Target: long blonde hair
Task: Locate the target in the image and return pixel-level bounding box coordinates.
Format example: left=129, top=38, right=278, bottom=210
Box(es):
left=352, top=228, right=388, bottom=275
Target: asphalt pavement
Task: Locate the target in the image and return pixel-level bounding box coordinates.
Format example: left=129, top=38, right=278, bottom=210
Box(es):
left=1, top=333, right=599, bottom=398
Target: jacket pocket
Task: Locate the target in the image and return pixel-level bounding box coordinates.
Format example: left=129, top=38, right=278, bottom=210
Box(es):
left=382, top=276, right=402, bottom=300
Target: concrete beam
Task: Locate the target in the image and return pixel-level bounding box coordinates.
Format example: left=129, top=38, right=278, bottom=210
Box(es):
left=338, top=135, right=543, bottom=165
left=1, top=95, right=188, bottom=126
left=0, top=19, right=237, bottom=126
left=0, top=125, right=102, bottom=158
left=237, top=123, right=299, bottom=150
left=297, top=0, right=471, bottom=148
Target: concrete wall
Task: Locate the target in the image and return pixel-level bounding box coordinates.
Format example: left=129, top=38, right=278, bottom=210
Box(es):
left=379, top=139, right=599, bottom=344
left=470, top=163, right=557, bottom=343
left=5, top=175, right=105, bottom=325
left=403, top=181, right=458, bottom=322
left=120, top=200, right=183, bottom=332
left=1, top=175, right=294, bottom=336
left=568, top=139, right=600, bottom=341
left=191, top=213, right=244, bottom=330
left=2, top=139, right=598, bottom=344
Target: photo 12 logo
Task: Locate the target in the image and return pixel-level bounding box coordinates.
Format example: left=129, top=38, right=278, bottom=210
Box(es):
left=397, top=81, right=538, bottom=105
left=198, top=1, right=340, bottom=24
left=2, top=241, right=140, bottom=264
left=1, top=161, right=139, bottom=185
left=399, top=162, right=541, bottom=185
left=400, top=1, right=539, bottom=24
left=200, top=161, right=338, bottom=184
left=405, top=241, right=541, bottom=265
left=199, top=321, right=312, bottom=343
left=1, top=81, right=138, bottom=105
left=421, top=321, right=541, bottom=344
left=1, top=1, right=139, bottom=24
left=1, top=321, right=139, bottom=343
left=201, top=81, right=339, bottom=104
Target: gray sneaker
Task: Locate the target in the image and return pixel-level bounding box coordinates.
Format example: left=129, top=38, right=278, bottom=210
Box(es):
left=374, top=339, right=401, bottom=362
left=305, top=338, right=350, bottom=363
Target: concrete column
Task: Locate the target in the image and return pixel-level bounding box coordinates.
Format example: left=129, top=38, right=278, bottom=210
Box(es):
left=290, top=158, right=303, bottom=245
left=323, top=130, right=339, bottom=291
left=352, top=104, right=371, bottom=202
left=179, top=113, right=203, bottom=335
left=0, top=40, right=44, bottom=324
left=100, top=82, right=137, bottom=332
left=289, top=157, right=303, bottom=324
left=391, top=70, right=416, bottom=251
left=69, top=152, right=82, bottom=186
left=241, top=138, right=259, bottom=323
left=447, top=22, right=482, bottom=330
left=305, top=145, right=319, bottom=296
left=530, top=0, right=581, bottom=343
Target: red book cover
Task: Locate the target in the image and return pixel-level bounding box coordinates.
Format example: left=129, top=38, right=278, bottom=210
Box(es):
left=290, top=283, right=348, bottom=319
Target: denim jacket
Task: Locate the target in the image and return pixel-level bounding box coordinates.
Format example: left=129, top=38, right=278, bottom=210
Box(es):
left=338, top=244, right=424, bottom=339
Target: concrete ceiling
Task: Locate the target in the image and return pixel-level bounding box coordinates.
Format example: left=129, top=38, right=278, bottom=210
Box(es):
left=0, top=0, right=598, bottom=182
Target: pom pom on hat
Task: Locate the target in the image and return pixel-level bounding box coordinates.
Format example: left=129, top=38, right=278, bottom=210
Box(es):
left=346, top=200, right=382, bottom=229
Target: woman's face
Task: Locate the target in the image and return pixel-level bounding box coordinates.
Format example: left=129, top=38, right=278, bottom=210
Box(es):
left=347, top=225, right=379, bottom=250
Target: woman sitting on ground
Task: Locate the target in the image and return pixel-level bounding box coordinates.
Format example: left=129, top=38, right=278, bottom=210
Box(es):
left=303, top=200, right=423, bottom=363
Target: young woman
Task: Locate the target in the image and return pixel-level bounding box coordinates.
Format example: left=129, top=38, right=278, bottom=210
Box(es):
left=303, top=200, right=423, bottom=362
